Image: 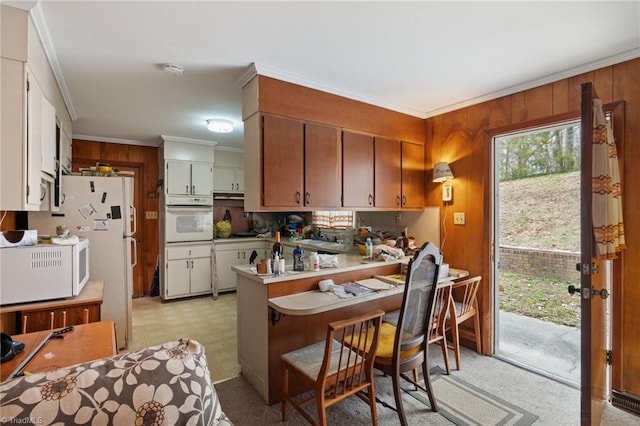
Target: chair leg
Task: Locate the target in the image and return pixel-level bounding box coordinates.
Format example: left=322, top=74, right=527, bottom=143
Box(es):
left=439, top=336, right=451, bottom=375
left=367, top=382, right=379, bottom=426
left=421, top=360, right=439, bottom=412
left=391, top=371, right=409, bottom=426
left=451, top=318, right=461, bottom=370
left=474, top=313, right=482, bottom=353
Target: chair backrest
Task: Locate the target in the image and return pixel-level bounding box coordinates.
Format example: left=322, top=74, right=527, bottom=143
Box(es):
left=393, top=242, right=442, bottom=364
left=428, top=281, right=453, bottom=343
left=317, top=309, right=385, bottom=401
left=452, top=276, right=482, bottom=318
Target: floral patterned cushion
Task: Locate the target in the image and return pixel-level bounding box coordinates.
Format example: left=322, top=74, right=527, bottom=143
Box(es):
left=0, top=338, right=232, bottom=425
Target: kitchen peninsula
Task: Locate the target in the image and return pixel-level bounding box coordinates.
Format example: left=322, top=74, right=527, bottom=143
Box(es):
left=233, top=254, right=431, bottom=404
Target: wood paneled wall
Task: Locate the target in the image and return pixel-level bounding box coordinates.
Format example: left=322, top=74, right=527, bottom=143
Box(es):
left=73, top=139, right=159, bottom=298
left=258, top=76, right=426, bottom=144
left=426, top=57, right=640, bottom=398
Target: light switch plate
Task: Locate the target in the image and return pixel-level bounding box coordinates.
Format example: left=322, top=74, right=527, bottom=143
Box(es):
left=454, top=212, right=465, bottom=225
left=146, top=211, right=158, bottom=219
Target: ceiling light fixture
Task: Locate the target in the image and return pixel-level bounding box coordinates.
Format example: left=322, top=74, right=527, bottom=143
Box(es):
left=163, top=64, right=184, bottom=76
left=206, top=118, right=234, bottom=133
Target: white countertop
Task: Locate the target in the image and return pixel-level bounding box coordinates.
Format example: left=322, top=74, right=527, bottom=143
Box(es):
left=267, top=270, right=467, bottom=315
left=232, top=253, right=409, bottom=284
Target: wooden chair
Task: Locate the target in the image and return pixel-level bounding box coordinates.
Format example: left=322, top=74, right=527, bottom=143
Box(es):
left=447, top=275, right=482, bottom=370
left=428, top=281, right=453, bottom=374
left=370, top=242, right=443, bottom=426
left=281, top=309, right=385, bottom=426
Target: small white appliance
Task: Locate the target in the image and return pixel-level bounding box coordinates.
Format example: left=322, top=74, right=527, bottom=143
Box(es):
left=0, top=238, right=90, bottom=305
left=28, top=175, right=136, bottom=349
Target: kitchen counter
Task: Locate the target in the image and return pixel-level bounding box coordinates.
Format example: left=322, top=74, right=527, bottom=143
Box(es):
left=232, top=252, right=408, bottom=285
left=234, top=253, right=407, bottom=404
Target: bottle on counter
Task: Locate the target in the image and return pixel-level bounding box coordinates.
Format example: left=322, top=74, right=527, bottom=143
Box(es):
left=293, top=244, right=304, bottom=271
left=272, top=231, right=283, bottom=258
left=365, top=237, right=373, bottom=260
left=309, top=252, right=320, bottom=271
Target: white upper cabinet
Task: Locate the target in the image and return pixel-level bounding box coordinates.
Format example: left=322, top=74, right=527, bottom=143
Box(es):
left=0, top=6, right=72, bottom=211
left=166, top=161, right=213, bottom=197
left=160, top=138, right=216, bottom=199
left=212, top=166, right=243, bottom=193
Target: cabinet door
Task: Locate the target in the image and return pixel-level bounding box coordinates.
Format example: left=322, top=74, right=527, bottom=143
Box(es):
left=305, top=123, right=340, bottom=208
left=374, top=137, right=402, bottom=208
left=191, top=163, right=213, bottom=196
left=166, top=259, right=191, bottom=297
left=263, top=115, right=304, bottom=207
left=215, top=249, right=241, bottom=292
left=401, top=142, right=425, bottom=208
left=26, top=72, right=43, bottom=207
left=212, top=166, right=236, bottom=192
left=190, top=257, right=212, bottom=294
left=166, top=161, right=191, bottom=195
left=234, top=168, right=244, bottom=192
left=342, top=131, right=374, bottom=208
left=41, top=96, right=57, bottom=177
left=60, top=129, right=72, bottom=174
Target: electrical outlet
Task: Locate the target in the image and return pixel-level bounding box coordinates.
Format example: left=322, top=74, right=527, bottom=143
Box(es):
left=454, top=212, right=465, bottom=225
left=146, top=211, right=158, bottom=219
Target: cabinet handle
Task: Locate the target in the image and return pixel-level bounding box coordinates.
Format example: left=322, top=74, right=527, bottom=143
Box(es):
left=242, top=252, right=246, bottom=259
left=396, top=195, right=401, bottom=206
left=83, top=308, right=90, bottom=324
left=295, top=191, right=301, bottom=205
left=50, top=312, right=55, bottom=330
left=368, top=194, right=373, bottom=206
left=62, top=311, right=67, bottom=327
left=402, top=195, right=407, bottom=206
left=22, top=315, right=28, bottom=334
left=305, top=192, right=310, bottom=205
left=186, top=185, right=189, bottom=193
left=191, top=260, right=194, bottom=268
left=191, top=185, right=195, bottom=194
left=186, top=260, right=190, bottom=269
left=237, top=252, right=241, bottom=259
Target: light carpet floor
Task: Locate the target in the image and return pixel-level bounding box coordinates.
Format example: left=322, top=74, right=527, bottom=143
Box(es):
left=128, top=293, right=639, bottom=425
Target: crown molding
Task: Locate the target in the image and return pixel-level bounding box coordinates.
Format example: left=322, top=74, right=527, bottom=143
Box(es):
left=424, top=47, right=640, bottom=119
left=160, top=135, right=218, bottom=147
left=214, top=146, right=244, bottom=153
left=30, top=3, right=78, bottom=121
left=235, top=63, right=259, bottom=88
left=72, top=134, right=158, bottom=147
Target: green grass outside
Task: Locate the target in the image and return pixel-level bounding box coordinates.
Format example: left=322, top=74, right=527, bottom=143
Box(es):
left=499, top=271, right=581, bottom=328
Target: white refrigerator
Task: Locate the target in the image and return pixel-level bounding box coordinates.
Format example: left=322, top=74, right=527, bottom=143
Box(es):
left=29, top=175, right=137, bottom=349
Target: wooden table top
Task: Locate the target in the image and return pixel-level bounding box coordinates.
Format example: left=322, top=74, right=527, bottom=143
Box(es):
left=0, top=320, right=117, bottom=382
left=0, top=280, right=104, bottom=314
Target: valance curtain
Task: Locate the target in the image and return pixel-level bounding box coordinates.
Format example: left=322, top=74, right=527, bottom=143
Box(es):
left=592, top=98, right=625, bottom=259
left=311, top=211, right=354, bottom=229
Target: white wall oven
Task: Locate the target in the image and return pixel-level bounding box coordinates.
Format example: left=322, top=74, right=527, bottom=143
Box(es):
left=165, top=205, right=213, bottom=243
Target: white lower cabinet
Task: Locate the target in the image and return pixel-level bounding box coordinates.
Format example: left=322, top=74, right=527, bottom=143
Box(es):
left=214, top=240, right=268, bottom=293
left=164, top=243, right=212, bottom=299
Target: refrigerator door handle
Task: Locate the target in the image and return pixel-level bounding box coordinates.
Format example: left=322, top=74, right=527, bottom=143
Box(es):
left=131, top=237, right=138, bottom=268
left=130, top=204, right=137, bottom=236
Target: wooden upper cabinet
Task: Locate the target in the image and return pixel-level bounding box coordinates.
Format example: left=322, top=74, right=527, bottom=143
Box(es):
left=342, top=131, right=374, bottom=208
left=304, top=123, right=340, bottom=208
left=374, top=137, right=402, bottom=208
left=262, top=115, right=304, bottom=207
left=401, top=142, right=425, bottom=208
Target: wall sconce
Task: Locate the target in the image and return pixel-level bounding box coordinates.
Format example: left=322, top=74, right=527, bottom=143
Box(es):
left=432, top=162, right=454, bottom=201
left=206, top=118, right=234, bottom=133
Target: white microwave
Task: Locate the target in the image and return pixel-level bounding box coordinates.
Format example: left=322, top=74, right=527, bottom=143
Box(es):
left=0, top=238, right=90, bottom=305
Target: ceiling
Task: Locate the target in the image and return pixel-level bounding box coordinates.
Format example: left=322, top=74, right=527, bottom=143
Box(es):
left=7, top=1, right=640, bottom=150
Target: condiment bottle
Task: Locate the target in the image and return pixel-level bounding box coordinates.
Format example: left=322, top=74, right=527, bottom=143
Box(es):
left=365, top=237, right=373, bottom=260
left=272, top=231, right=283, bottom=258
left=310, top=252, right=320, bottom=271
left=293, top=244, right=304, bottom=271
